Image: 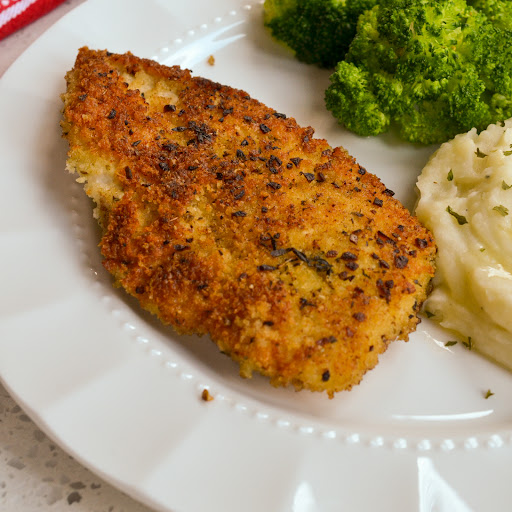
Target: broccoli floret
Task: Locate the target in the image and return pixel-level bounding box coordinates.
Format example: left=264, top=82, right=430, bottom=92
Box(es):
left=325, top=0, right=512, bottom=144
left=263, top=0, right=378, bottom=68
left=467, top=0, right=512, bottom=30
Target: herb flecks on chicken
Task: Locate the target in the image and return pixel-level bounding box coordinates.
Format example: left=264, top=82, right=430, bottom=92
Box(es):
left=62, top=48, right=436, bottom=397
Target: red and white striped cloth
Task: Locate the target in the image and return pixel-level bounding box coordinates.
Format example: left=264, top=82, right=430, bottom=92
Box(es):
left=0, top=0, right=66, bottom=40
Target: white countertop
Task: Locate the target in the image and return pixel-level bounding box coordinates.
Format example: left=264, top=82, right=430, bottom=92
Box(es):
left=0, top=2, right=154, bottom=510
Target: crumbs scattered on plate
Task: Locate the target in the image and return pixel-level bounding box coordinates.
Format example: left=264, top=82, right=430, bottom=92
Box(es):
left=201, top=388, right=214, bottom=401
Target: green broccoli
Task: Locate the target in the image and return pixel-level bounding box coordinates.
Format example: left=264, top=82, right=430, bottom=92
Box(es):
left=263, top=0, right=378, bottom=68
left=467, top=0, right=512, bottom=30
left=324, top=0, right=512, bottom=144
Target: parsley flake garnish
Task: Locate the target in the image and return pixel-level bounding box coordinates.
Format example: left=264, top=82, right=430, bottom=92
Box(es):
left=475, top=148, right=487, bottom=158
left=447, top=169, right=454, bottom=181
left=446, top=206, right=468, bottom=225
left=445, top=340, right=458, bottom=347
left=504, top=150, right=512, bottom=156
left=502, top=181, right=512, bottom=190
left=493, top=204, right=509, bottom=216
left=462, top=336, right=473, bottom=350
left=484, top=389, right=494, bottom=399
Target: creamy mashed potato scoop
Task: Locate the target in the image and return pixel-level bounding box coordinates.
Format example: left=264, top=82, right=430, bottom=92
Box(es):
left=416, top=119, right=512, bottom=369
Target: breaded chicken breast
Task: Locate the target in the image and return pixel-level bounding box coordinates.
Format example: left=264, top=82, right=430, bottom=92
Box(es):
left=61, top=48, right=436, bottom=396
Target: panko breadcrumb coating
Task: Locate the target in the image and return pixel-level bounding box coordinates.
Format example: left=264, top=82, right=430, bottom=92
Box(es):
left=61, top=48, right=436, bottom=397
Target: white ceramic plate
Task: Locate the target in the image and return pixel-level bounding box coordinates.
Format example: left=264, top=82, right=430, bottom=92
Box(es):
left=1, top=1, right=512, bottom=510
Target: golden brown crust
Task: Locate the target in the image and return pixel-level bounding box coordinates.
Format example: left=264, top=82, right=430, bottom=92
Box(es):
left=62, top=47, right=436, bottom=396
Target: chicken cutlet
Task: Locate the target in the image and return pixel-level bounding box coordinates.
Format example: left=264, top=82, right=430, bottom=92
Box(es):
left=61, top=47, right=436, bottom=396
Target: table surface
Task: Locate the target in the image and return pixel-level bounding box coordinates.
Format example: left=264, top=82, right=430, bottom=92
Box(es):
left=0, top=1, right=155, bottom=510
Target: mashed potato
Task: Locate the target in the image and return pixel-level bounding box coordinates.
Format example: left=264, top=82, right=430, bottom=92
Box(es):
left=416, top=119, right=512, bottom=370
